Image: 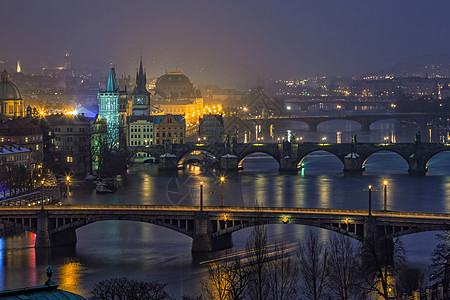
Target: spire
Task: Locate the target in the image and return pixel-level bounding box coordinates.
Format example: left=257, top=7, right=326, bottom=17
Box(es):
left=106, top=64, right=119, bottom=92
left=135, top=57, right=146, bottom=88
left=1, top=68, right=9, bottom=82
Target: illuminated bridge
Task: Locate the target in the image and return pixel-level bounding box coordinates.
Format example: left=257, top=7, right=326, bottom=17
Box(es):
left=1, top=205, right=450, bottom=253
left=133, top=142, right=450, bottom=175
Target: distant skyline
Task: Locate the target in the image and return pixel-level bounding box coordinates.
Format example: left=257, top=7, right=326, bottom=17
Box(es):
left=2, top=0, right=450, bottom=85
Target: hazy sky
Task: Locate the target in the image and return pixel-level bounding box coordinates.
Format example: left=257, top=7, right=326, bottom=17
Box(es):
left=2, top=0, right=450, bottom=84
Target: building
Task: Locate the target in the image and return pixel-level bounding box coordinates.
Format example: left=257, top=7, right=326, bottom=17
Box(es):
left=98, top=65, right=127, bottom=148
left=154, top=71, right=196, bottom=99
left=0, top=118, right=43, bottom=164
left=127, top=115, right=154, bottom=146
left=131, top=58, right=151, bottom=116
left=199, top=114, right=224, bottom=143
left=153, top=114, right=185, bottom=145
left=0, top=68, right=24, bottom=118
left=0, top=144, right=31, bottom=167
left=91, top=114, right=107, bottom=173
left=45, top=113, right=92, bottom=175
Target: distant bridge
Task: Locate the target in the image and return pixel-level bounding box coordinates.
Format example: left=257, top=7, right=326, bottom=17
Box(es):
left=1, top=206, right=450, bottom=253
left=131, top=142, right=450, bottom=175
left=241, top=112, right=438, bottom=132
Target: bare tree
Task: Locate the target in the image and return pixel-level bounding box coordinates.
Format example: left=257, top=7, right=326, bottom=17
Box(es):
left=327, top=235, right=362, bottom=300
left=395, top=266, right=425, bottom=298
left=360, top=234, right=405, bottom=300
left=245, top=224, right=269, bottom=300
left=431, top=231, right=450, bottom=283
left=89, top=277, right=173, bottom=300
left=266, top=242, right=298, bottom=300
left=297, top=230, right=329, bottom=300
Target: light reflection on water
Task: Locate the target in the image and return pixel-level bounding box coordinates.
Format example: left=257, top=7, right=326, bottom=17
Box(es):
left=1, top=121, right=450, bottom=298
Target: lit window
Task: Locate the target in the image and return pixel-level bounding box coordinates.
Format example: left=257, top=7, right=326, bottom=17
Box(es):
left=36, top=145, right=39, bottom=150
left=67, top=156, right=73, bottom=163
left=25, top=137, right=29, bottom=142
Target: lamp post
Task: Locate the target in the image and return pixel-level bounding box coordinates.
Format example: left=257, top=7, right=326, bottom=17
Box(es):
left=322, top=136, right=327, bottom=146
left=66, top=176, right=70, bottom=205
left=368, top=185, right=372, bottom=216
left=220, top=176, right=225, bottom=206
left=383, top=180, right=388, bottom=211
left=40, top=179, right=45, bottom=210
left=200, top=181, right=203, bottom=212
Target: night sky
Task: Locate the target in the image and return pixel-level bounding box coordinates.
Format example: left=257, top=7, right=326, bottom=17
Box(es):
left=2, top=0, right=450, bottom=84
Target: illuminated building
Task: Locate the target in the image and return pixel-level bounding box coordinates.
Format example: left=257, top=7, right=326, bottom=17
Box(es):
left=153, top=114, right=185, bottom=145
left=0, top=144, right=31, bottom=167
left=131, top=57, right=151, bottom=116
left=0, top=68, right=24, bottom=118
left=198, top=114, right=224, bottom=143
left=98, top=65, right=126, bottom=148
left=45, top=113, right=92, bottom=175
left=0, top=118, right=43, bottom=164
left=127, top=115, right=154, bottom=146
left=154, top=71, right=195, bottom=99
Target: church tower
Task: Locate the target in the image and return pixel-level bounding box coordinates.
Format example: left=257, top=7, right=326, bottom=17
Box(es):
left=98, top=65, right=121, bottom=148
left=0, top=68, right=24, bottom=118
left=131, top=57, right=151, bottom=116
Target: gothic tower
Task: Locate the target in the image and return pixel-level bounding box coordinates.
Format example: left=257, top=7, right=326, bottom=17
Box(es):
left=98, top=65, right=121, bottom=148
left=131, top=57, right=151, bottom=116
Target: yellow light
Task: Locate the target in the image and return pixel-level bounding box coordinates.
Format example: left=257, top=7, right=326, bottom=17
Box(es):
left=222, top=215, right=228, bottom=221
left=368, top=185, right=372, bottom=189
left=220, top=176, right=225, bottom=182
left=282, top=217, right=289, bottom=224
left=383, top=180, right=388, bottom=186
left=200, top=181, right=203, bottom=185
left=66, top=176, right=70, bottom=181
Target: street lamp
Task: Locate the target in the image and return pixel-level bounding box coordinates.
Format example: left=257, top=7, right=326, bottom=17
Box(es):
left=66, top=176, right=70, bottom=205
left=368, top=185, right=372, bottom=216
left=322, top=136, right=327, bottom=145
left=200, top=181, right=204, bottom=211
left=40, top=179, right=45, bottom=210
left=220, top=176, right=225, bottom=206
left=384, top=136, right=389, bottom=145
left=383, top=180, right=388, bottom=211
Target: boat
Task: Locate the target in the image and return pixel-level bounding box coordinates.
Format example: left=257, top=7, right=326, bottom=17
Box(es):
left=96, top=182, right=114, bottom=193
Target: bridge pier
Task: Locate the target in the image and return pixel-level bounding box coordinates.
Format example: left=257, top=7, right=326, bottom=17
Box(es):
left=220, top=154, right=239, bottom=172
left=279, top=156, right=299, bottom=172
left=51, top=229, right=77, bottom=247
left=192, top=213, right=233, bottom=252
left=343, top=153, right=364, bottom=175
left=158, top=154, right=181, bottom=170
left=35, top=210, right=50, bottom=248
left=362, top=217, right=394, bottom=273
left=408, top=155, right=427, bottom=176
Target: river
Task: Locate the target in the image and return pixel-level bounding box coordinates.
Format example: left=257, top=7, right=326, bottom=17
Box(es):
left=1, top=120, right=450, bottom=298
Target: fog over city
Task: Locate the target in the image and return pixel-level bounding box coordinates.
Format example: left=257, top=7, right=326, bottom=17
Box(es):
left=2, top=0, right=450, bottom=84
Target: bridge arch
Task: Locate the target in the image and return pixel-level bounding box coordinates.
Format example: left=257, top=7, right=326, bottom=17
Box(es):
left=362, top=150, right=409, bottom=172
left=237, top=151, right=280, bottom=170
left=297, top=150, right=344, bottom=170
left=425, top=150, right=450, bottom=175
left=316, top=119, right=362, bottom=132
left=177, top=150, right=219, bottom=169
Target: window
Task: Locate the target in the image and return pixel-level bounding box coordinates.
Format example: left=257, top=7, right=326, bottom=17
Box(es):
left=156, top=133, right=159, bottom=137
left=67, top=128, right=73, bottom=132
left=180, top=133, right=183, bottom=137
left=162, top=133, right=165, bottom=137
left=67, top=137, right=73, bottom=142
left=131, top=128, right=134, bottom=132
left=168, top=133, right=171, bottom=137
left=9, top=105, right=13, bottom=114
left=55, top=128, right=60, bottom=132
left=67, top=156, right=73, bottom=163
left=36, top=145, right=39, bottom=150
left=25, top=137, right=29, bottom=142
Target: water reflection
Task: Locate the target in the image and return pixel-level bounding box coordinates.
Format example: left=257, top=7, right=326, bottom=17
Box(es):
left=59, top=259, right=82, bottom=294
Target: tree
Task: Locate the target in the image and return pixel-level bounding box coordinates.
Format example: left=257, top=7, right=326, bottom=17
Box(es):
left=395, top=266, right=425, bottom=298
left=327, top=235, right=362, bottom=300
left=245, top=224, right=269, bottom=300
left=89, top=277, right=173, bottom=300
left=360, top=234, right=405, bottom=300
left=266, top=242, right=298, bottom=300
left=297, top=230, right=328, bottom=300
left=431, top=231, right=450, bottom=283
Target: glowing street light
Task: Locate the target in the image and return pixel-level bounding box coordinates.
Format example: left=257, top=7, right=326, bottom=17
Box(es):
left=384, top=136, right=389, bottom=145
left=383, top=180, right=388, bottom=211
left=200, top=181, right=204, bottom=211
left=220, top=176, right=225, bottom=206
left=66, top=176, right=71, bottom=205
left=368, top=185, right=372, bottom=216
left=243, top=107, right=248, bottom=112
left=322, top=136, right=327, bottom=145
left=40, top=179, right=45, bottom=210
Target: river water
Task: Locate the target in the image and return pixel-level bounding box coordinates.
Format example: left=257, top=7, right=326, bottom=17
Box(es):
left=2, top=120, right=450, bottom=298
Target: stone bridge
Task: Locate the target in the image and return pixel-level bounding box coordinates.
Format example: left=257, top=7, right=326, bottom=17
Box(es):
left=131, top=142, right=450, bottom=175
left=243, top=112, right=436, bottom=132
left=1, top=206, right=450, bottom=254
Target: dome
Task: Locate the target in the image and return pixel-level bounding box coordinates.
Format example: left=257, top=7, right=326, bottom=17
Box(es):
left=155, top=71, right=194, bottom=98
left=0, top=69, right=22, bottom=100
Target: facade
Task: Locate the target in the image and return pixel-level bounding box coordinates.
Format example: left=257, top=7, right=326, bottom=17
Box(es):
left=131, top=58, right=151, bottom=116
left=91, top=115, right=107, bottom=173
left=127, top=115, right=154, bottom=146
left=153, top=114, right=185, bottom=145
left=45, top=113, right=92, bottom=175
left=0, top=144, right=31, bottom=167
left=0, top=118, right=43, bottom=164
left=199, top=114, right=224, bottom=143
left=98, top=66, right=125, bottom=148
left=0, top=68, right=24, bottom=118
